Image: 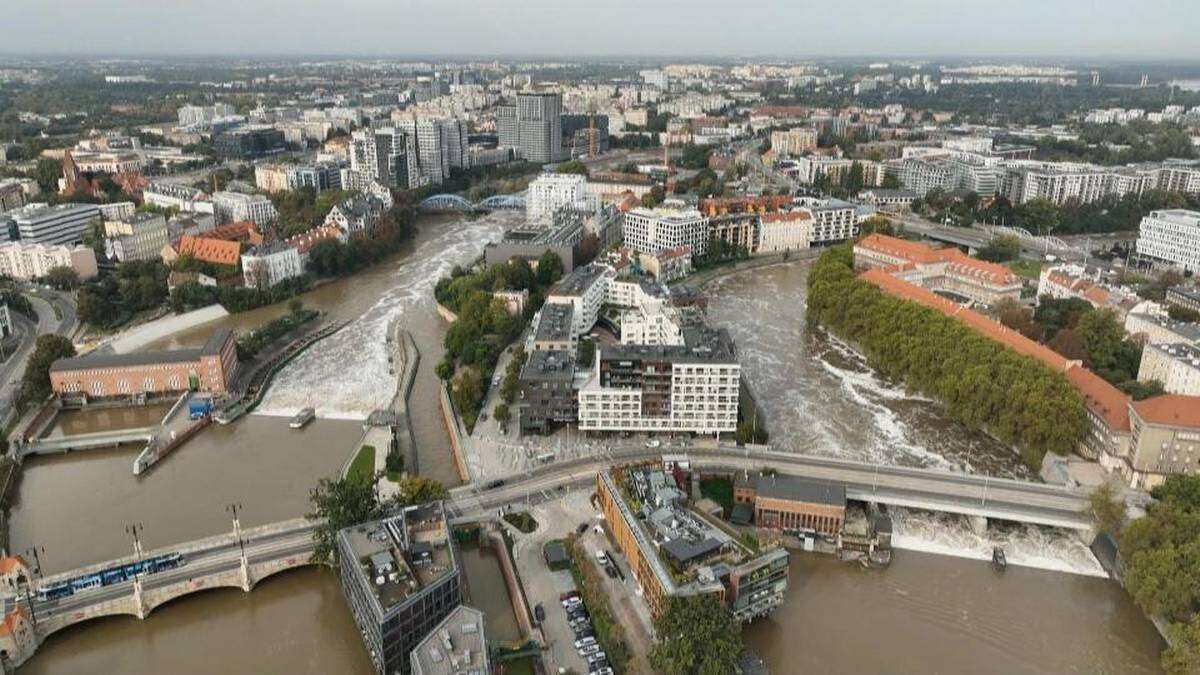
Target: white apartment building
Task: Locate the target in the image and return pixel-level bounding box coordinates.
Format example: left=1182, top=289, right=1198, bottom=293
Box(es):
left=241, top=243, right=303, bottom=289
left=769, top=128, right=817, bottom=158
left=1125, top=312, right=1200, bottom=347
left=104, top=212, right=169, bottom=262
left=0, top=242, right=98, bottom=280
left=1136, top=209, right=1200, bottom=272
left=212, top=191, right=278, bottom=227
left=623, top=207, right=710, bottom=256
left=254, top=164, right=292, bottom=194
left=795, top=198, right=860, bottom=245
left=620, top=309, right=684, bottom=347
left=527, top=173, right=591, bottom=224
left=576, top=327, right=740, bottom=435
left=5, top=203, right=101, bottom=246
left=143, top=182, right=214, bottom=214
left=757, top=212, right=813, bottom=254
left=1138, top=343, right=1200, bottom=396
left=177, top=103, right=236, bottom=127
left=544, top=264, right=612, bottom=339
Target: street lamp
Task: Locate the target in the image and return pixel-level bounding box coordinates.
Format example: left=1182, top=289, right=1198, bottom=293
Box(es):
left=125, top=523, right=145, bottom=568
left=227, top=502, right=246, bottom=559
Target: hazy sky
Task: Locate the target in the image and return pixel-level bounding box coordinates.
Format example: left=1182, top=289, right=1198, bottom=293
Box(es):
left=5, top=0, right=1200, bottom=59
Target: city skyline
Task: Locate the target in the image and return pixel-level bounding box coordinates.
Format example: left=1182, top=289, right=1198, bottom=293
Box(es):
left=5, top=0, right=1200, bottom=60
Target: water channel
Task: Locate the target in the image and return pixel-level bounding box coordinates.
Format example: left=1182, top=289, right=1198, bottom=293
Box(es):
left=13, top=232, right=1165, bottom=672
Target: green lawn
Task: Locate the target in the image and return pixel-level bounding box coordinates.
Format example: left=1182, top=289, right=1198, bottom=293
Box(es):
left=503, top=511, right=539, bottom=533
left=1006, top=259, right=1042, bottom=280
left=346, top=444, right=376, bottom=482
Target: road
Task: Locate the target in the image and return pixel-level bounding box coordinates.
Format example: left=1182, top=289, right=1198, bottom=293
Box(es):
left=0, top=287, right=77, bottom=418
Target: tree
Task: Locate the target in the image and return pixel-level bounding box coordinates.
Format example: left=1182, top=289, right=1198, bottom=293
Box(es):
left=881, top=174, right=903, bottom=189
left=556, top=160, right=590, bottom=176
left=976, top=235, right=1021, bottom=263
left=43, top=266, right=80, bottom=290
left=493, top=403, right=511, bottom=427
left=1016, top=198, right=1061, bottom=237
left=641, top=184, right=666, bottom=208
left=535, top=251, right=564, bottom=286
left=1121, top=475, right=1200, bottom=626
left=435, top=359, right=455, bottom=381
left=649, top=595, right=744, bottom=675
left=17, top=334, right=76, bottom=411
left=1163, top=616, right=1200, bottom=675
left=307, top=473, right=384, bottom=566
left=1089, top=483, right=1126, bottom=536
left=390, top=476, right=448, bottom=507
left=858, top=215, right=894, bottom=237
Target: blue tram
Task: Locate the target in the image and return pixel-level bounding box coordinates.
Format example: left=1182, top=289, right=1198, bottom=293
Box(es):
left=37, top=553, right=185, bottom=601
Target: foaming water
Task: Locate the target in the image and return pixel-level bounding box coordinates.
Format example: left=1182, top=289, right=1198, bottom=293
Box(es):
left=257, top=213, right=512, bottom=418
left=703, top=261, right=1106, bottom=575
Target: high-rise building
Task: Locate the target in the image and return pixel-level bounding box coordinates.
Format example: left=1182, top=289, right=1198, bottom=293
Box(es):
left=336, top=502, right=461, bottom=675
left=392, top=117, right=467, bottom=186
left=496, top=92, right=563, bottom=164
left=104, top=212, right=169, bottom=262
left=526, top=173, right=591, bottom=224
left=349, top=127, right=416, bottom=190
left=1136, top=209, right=1200, bottom=273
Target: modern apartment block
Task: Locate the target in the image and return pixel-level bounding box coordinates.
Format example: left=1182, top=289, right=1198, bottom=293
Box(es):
left=518, top=348, right=578, bottom=435
left=336, top=502, right=461, bottom=675
left=596, top=465, right=789, bottom=621
left=1138, top=343, right=1200, bottom=396
left=769, top=127, right=817, bottom=157
left=350, top=127, right=416, bottom=190
left=3, top=203, right=101, bottom=246
left=623, top=206, right=710, bottom=256
left=409, top=605, right=489, bottom=675
left=241, top=241, right=303, bottom=289
left=0, top=242, right=98, bottom=281
left=577, top=325, right=740, bottom=435
left=1166, top=286, right=1200, bottom=314
left=393, top=116, right=467, bottom=185
left=796, top=197, right=861, bottom=245
left=497, top=92, right=563, bottom=164
left=144, top=182, right=214, bottom=214
left=1136, top=209, right=1200, bottom=273
left=854, top=233, right=1022, bottom=306
left=212, top=191, right=278, bottom=227
left=104, top=212, right=169, bottom=262
left=526, top=173, right=591, bottom=224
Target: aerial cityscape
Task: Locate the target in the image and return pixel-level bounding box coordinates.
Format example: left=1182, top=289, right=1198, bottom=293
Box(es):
left=2, top=2, right=1200, bottom=674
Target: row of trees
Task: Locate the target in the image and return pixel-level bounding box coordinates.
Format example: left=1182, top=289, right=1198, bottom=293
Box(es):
left=15, top=334, right=75, bottom=413
left=807, top=246, right=1087, bottom=467
left=434, top=253, right=564, bottom=431
left=1117, top=476, right=1200, bottom=673
left=77, top=260, right=170, bottom=329
left=917, top=189, right=1200, bottom=235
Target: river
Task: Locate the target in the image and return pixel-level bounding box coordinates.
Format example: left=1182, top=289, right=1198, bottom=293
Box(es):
left=13, top=240, right=1165, bottom=672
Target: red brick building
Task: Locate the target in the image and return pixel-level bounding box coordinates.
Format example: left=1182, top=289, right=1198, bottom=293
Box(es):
left=49, top=329, right=239, bottom=398
left=733, top=473, right=847, bottom=535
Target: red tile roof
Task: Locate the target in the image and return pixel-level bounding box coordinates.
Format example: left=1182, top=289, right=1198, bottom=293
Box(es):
left=762, top=211, right=811, bottom=223
left=1065, top=367, right=1132, bottom=432
left=1131, top=395, right=1200, bottom=430
left=857, top=233, right=1019, bottom=287
left=178, top=234, right=241, bottom=267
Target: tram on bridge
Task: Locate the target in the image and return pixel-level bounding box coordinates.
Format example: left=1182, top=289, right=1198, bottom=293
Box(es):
left=37, top=552, right=186, bottom=601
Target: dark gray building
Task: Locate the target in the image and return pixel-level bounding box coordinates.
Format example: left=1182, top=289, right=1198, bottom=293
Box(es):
left=497, top=92, right=563, bottom=164
left=336, top=502, right=462, bottom=675
left=518, top=348, right=576, bottom=435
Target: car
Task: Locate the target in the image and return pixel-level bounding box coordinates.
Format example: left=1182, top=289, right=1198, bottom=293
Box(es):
left=645, top=439, right=661, bottom=448
left=570, top=619, right=592, bottom=630
left=492, top=375, right=501, bottom=387
left=595, top=550, right=608, bottom=564
left=562, top=596, right=582, bottom=608
left=593, top=668, right=614, bottom=675
left=486, top=479, right=506, bottom=490
left=579, top=644, right=600, bottom=656
left=576, top=523, right=589, bottom=534
left=534, top=603, right=545, bottom=623
left=574, top=637, right=597, bottom=649
left=587, top=652, right=607, bottom=665
left=568, top=611, right=589, bottom=622
left=574, top=628, right=595, bottom=640
left=603, top=565, right=617, bottom=579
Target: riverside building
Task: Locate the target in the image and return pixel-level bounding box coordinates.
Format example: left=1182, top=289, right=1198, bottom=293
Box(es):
left=596, top=464, right=789, bottom=621
left=1135, top=209, right=1200, bottom=273
left=336, top=502, right=461, bottom=675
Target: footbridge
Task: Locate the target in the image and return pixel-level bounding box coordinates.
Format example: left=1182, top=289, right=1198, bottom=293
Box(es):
left=444, top=446, right=1094, bottom=532
left=3, top=518, right=316, bottom=668
left=418, top=192, right=526, bottom=213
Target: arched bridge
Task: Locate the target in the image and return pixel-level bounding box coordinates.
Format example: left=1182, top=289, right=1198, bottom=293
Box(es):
left=418, top=192, right=526, bottom=213
left=5, top=519, right=316, bottom=667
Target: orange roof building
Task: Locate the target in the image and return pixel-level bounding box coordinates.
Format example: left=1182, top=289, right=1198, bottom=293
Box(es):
left=854, top=233, right=1022, bottom=306
left=860, top=264, right=1200, bottom=490
left=175, top=234, right=242, bottom=267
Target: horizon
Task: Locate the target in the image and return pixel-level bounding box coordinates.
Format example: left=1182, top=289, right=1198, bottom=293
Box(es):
left=5, top=0, right=1200, bottom=60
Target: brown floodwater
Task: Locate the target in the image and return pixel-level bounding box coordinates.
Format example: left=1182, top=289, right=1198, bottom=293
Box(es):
left=744, top=551, right=1165, bottom=674
left=12, top=229, right=1165, bottom=673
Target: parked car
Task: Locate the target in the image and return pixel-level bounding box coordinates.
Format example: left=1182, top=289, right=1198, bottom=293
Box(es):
left=587, top=652, right=608, bottom=665
left=534, top=603, right=545, bottom=624
left=574, top=637, right=597, bottom=649
left=579, top=644, right=601, bottom=656
left=645, top=439, right=661, bottom=448
left=595, top=550, right=608, bottom=564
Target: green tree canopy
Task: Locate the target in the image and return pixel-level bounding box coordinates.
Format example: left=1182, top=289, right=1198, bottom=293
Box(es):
left=17, top=334, right=76, bottom=411
left=649, top=595, right=744, bottom=675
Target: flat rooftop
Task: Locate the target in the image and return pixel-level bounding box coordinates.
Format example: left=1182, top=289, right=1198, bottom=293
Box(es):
left=50, top=329, right=232, bottom=372
left=601, top=325, right=737, bottom=364
left=534, top=303, right=573, bottom=343
left=410, top=604, right=488, bottom=675
left=339, top=502, right=455, bottom=616
left=550, top=263, right=608, bottom=297
left=522, top=348, right=575, bottom=383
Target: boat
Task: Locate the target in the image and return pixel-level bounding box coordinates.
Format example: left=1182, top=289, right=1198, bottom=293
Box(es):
left=991, top=546, right=1007, bottom=572
left=289, top=408, right=316, bottom=429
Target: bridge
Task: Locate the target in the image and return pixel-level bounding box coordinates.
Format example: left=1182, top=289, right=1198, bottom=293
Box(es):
left=444, top=446, right=1094, bottom=532
left=2, top=519, right=315, bottom=668
left=418, top=192, right=526, bottom=213
left=14, top=426, right=157, bottom=458
left=3, top=448, right=1094, bottom=664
